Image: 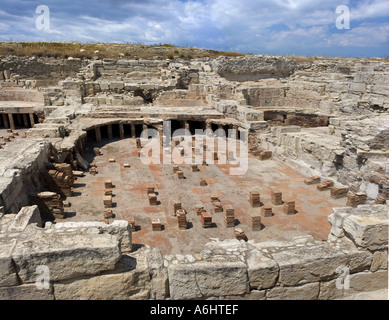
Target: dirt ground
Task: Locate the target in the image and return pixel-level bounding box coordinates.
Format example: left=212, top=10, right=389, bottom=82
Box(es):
left=60, top=136, right=347, bottom=255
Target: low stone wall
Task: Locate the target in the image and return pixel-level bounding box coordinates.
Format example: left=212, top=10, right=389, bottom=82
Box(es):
left=0, top=56, right=83, bottom=81
left=0, top=139, right=49, bottom=214
left=258, top=117, right=389, bottom=202
left=0, top=203, right=387, bottom=300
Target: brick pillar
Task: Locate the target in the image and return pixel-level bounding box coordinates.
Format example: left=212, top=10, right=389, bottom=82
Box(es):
left=8, top=114, right=15, bottom=130
left=95, top=126, right=101, bottom=142
left=119, top=123, right=124, bottom=139
left=107, top=125, right=113, bottom=139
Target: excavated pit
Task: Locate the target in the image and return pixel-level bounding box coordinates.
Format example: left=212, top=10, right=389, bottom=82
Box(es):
left=0, top=53, right=387, bottom=300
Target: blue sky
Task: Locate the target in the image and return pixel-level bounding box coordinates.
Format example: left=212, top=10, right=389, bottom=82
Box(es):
left=0, top=0, right=388, bottom=57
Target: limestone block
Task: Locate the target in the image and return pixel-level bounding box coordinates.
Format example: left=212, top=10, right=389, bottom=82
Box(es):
left=193, top=259, right=248, bottom=298
left=54, top=220, right=132, bottom=254
left=349, top=82, right=366, bottom=93
left=247, top=250, right=279, bottom=290
left=0, top=240, right=19, bottom=287
left=168, top=257, right=248, bottom=299
left=53, top=252, right=151, bottom=300
left=348, top=270, right=388, bottom=294
left=267, top=282, right=320, bottom=300
left=11, top=230, right=121, bottom=283
left=8, top=205, right=42, bottom=232
left=370, top=250, right=388, bottom=272
left=321, top=161, right=336, bottom=176
left=327, top=208, right=349, bottom=238
left=342, top=212, right=388, bottom=250
left=168, top=263, right=201, bottom=300
left=0, top=284, right=54, bottom=300
left=271, top=242, right=372, bottom=287
left=110, top=81, right=124, bottom=90
left=4, top=70, right=11, bottom=80
left=148, top=248, right=169, bottom=300
left=124, top=83, right=139, bottom=91
left=212, top=55, right=296, bottom=81
left=318, top=279, right=345, bottom=300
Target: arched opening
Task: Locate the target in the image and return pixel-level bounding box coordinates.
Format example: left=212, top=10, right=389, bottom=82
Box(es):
left=123, top=124, right=132, bottom=138
left=87, top=129, right=96, bottom=142
left=187, top=120, right=206, bottom=135
left=135, top=124, right=143, bottom=138
left=100, top=125, right=109, bottom=140
left=170, top=120, right=182, bottom=135
left=112, top=123, right=120, bottom=138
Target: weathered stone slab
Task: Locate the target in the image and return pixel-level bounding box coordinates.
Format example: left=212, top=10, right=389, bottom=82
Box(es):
left=168, top=263, right=201, bottom=300
left=271, top=242, right=372, bottom=287
left=267, top=282, right=320, bottom=300
left=348, top=270, right=388, bottom=293
left=53, top=253, right=150, bottom=300
left=11, top=230, right=121, bottom=283
left=0, top=283, right=54, bottom=300
left=0, top=239, right=18, bottom=287
left=343, top=212, right=388, bottom=250
left=247, top=250, right=279, bottom=290
left=8, top=205, right=42, bottom=232
left=194, top=258, right=248, bottom=298
left=370, top=250, right=388, bottom=272
left=148, top=248, right=169, bottom=300
left=168, top=256, right=248, bottom=299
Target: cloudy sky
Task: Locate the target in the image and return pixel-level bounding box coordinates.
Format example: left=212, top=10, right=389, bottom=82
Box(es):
left=0, top=0, right=388, bottom=57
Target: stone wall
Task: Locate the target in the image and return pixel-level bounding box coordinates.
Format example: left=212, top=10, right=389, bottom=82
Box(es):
left=0, top=139, right=49, bottom=214
left=0, top=203, right=387, bottom=300
left=0, top=53, right=388, bottom=300
left=258, top=115, right=389, bottom=202
left=0, top=56, right=83, bottom=82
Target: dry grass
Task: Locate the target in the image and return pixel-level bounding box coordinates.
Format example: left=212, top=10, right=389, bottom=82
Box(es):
left=0, top=42, right=245, bottom=60
left=1, top=42, right=385, bottom=62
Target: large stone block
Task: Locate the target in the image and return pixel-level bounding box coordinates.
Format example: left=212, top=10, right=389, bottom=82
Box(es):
left=11, top=229, right=121, bottom=283
left=348, top=270, right=388, bottom=293
left=194, top=259, right=248, bottom=298
left=212, top=55, right=296, bottom=81
left=370, top=250, right=388, bottom=272
left=318, top=279, right=345, bottom=300
left=8, top=205, right=42, bottom=232
left=0, top=284, right=54, bottom=300
left=267, top=282, right=320, bottom=300
left=0, top=240, right=19, bottom=287
left=148, top=248, right=169, bottom=300
left=342, top=208, right=388, bottom=250
left=168, top=263, right=200, bottom=300
left=53, top=252, right=151, bottom=300
left=54, top=220, right=132, bottom=253
left=271, top=242, right=372, bottom=287
left=168, top=257, right=248, bottom=299
left=247, top=250, right=279, bottom=290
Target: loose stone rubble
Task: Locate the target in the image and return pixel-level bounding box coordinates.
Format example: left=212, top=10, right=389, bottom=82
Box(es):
left=0, top=52, right=388, bottom=300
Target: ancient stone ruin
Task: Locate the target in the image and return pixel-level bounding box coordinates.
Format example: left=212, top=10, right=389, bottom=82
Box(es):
left=0, top=52, right=388, bottom=300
